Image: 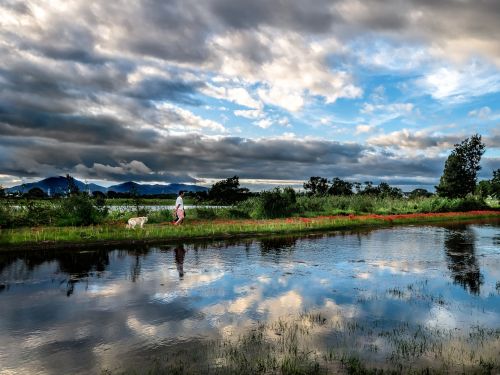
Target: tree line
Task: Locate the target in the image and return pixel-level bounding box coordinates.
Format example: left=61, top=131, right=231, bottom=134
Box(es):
left=198, top=134, right=498, bottom=204
left=0, top=134, right=498, bottom=204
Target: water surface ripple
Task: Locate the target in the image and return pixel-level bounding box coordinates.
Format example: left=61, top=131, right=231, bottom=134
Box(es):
left=1, top=222, right=499, bottom=373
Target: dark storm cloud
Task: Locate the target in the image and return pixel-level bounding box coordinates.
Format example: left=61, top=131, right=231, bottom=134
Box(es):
left=0, top=132, right=449, bottom=184
left=35, top=45, right=108, bottom=65
left=0, top=56, right=131, bottom=99
left=0, top=109, right=159, bottom=147
left=210, top=0, right=336, bottom=33
left=481, top=158, right=500, bottom=177
left=89, top=0, right=213, bottom=63
left=0, top=0, right=31, bottom=14
left=126, top=79, right=204, bottom=106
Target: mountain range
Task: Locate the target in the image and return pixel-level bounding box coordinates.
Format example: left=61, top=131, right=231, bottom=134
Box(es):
left=5, top=176, right=208, bottom=195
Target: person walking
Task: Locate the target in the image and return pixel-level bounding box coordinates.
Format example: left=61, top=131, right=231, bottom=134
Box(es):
left=173, top=191, right=185, bottom=225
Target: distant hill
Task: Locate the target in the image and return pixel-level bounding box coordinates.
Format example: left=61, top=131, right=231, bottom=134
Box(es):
left=6, top=176, right=208, bottom=195
left=6, top=176, right=107, bottom=195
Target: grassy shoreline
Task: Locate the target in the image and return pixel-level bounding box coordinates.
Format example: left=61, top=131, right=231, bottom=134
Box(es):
left=1, top=210, right=499, bottom=251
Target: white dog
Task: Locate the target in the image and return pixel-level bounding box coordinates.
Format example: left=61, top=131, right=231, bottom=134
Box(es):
left=126, top=216, right=148, bottom=229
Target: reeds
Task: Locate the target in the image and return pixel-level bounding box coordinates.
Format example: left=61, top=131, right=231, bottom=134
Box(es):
left=103, top=311, right=500, bottom=374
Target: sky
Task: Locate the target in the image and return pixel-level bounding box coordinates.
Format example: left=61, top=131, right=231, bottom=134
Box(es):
left=0, top=0, right=499, bottom=191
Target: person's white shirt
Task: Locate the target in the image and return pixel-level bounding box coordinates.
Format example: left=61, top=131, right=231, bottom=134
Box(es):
left=175, top=196, right=184, bottom=210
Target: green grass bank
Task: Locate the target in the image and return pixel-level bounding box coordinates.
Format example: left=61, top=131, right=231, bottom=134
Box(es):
left=1, top=210, right=499, bottom=251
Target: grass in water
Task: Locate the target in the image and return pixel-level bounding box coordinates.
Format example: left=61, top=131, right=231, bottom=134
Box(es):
left=102, top=312, right=500, bottom=374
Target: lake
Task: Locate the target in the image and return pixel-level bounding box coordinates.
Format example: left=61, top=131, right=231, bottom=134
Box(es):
left=1, top=221, right=499, bottom=374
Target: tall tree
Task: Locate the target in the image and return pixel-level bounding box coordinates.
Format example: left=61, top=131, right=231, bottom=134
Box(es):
left=491, top=168, right=500, bottom=198
left=25, top=187, right=46, bottom=198
left=377, top=182, right=403, bottom=198
left=208, top=176, right=249, bottom=204
left=328, top=177, right=353, bottom=196
left=436, top=134, right=485, bottom=198
left=358, top=181, right=379, bottom=196
left=303, top=176, right=329, bottom=196
left=66, top=174, right=80, bottom=196
left=408, top=188, right=432, bottom=199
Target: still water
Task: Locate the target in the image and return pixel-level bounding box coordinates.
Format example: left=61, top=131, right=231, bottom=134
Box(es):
left=1, top=221, right=499, bottom=374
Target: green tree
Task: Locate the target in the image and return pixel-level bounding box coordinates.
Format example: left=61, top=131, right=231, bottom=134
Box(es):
left=303, top=176, right=329, bottom=196
left=130, top=185, right=146, bottom=216
left=25, top=187, right=47, bottom=198
left=66, top=174, right=80, bottom=196
left=378, top=182, right=403, bottom=198
left=358, top=181, right=379, bottom=196
left=0, top=185, right=5, bottom=197
left=60, top=174, right=108, bottom=225
left=490, top=168, right=500, bottom=198
left=436, top=134, right=485, bottom=198
left=92, top=191, right=106, bottom=199
left=328, top=177, right=353, bottom=196
left=208, top=176, right=249, bottom=204
left=475, top=180, right=492, bottom=198
left=408, top=188, right=432, bottom=199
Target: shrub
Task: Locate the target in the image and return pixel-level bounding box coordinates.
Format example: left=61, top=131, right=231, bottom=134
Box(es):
left=296, top=195, right=326, bottom=214
left=251, top=187, right=297, bottom=219
left=0, top=200, right=61, bottom=227
left=193, top=207, right=218, bottom=220
left=220, top=208, right=251, bottom=219
left=24, top=201, right=60, bottom=226
left=0, top=202, right=11, bottom=228
left=347, top=195, right=374, bottom=214
left=60, top=194, right=108, bottom=226
left=142, top=209, right=170, bottom=224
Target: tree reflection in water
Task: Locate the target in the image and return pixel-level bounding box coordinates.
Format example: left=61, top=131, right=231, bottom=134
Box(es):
left=444, top=225, right=483, bottom=295
left=260, top=236, right=298, bottom=258
left=0, top=249, right=111, bottom=296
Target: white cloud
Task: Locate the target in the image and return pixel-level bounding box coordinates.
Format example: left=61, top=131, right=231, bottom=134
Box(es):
left=155, top=103, right=227, bottom=133
left=280, top=132, right=297, bottom=140
left=201, top=84, right=262, bottom=109
left=257, top=86, right=304, bottom=112
left=207, top=28, right=362, bottom=112
left=234, top=108, right=263, bottom=119
left=255, top=118, right=273, bottom=129
left=0, top=174, right=24, bottom=188
left=277, top=117, right=291, bottom=127
left=355, top=124, right=376, bottom=135
left=418, top=62, right=500, bottom=102
left=353, top=40, right=431, bottom=72
left=468, top=106, right=492, bottom=119
left=358, top=102, right=415, bottom=129
left=361, top=103, right=414, bottom=115
left=367, top=128, right=461, bottom=156
left=252, top=116, right=291, bottom=129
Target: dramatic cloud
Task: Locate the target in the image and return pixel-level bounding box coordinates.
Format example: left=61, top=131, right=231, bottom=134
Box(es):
left=0, top=132, right=455, bottom=188
left=368, top=129, right=462, bottom=154
left=369, top=128, right=500, bottom=152
left=0, top=0, right=499, bottom=188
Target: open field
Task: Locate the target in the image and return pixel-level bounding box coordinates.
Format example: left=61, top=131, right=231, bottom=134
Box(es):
left=1, top=210, right=499, bottom=250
